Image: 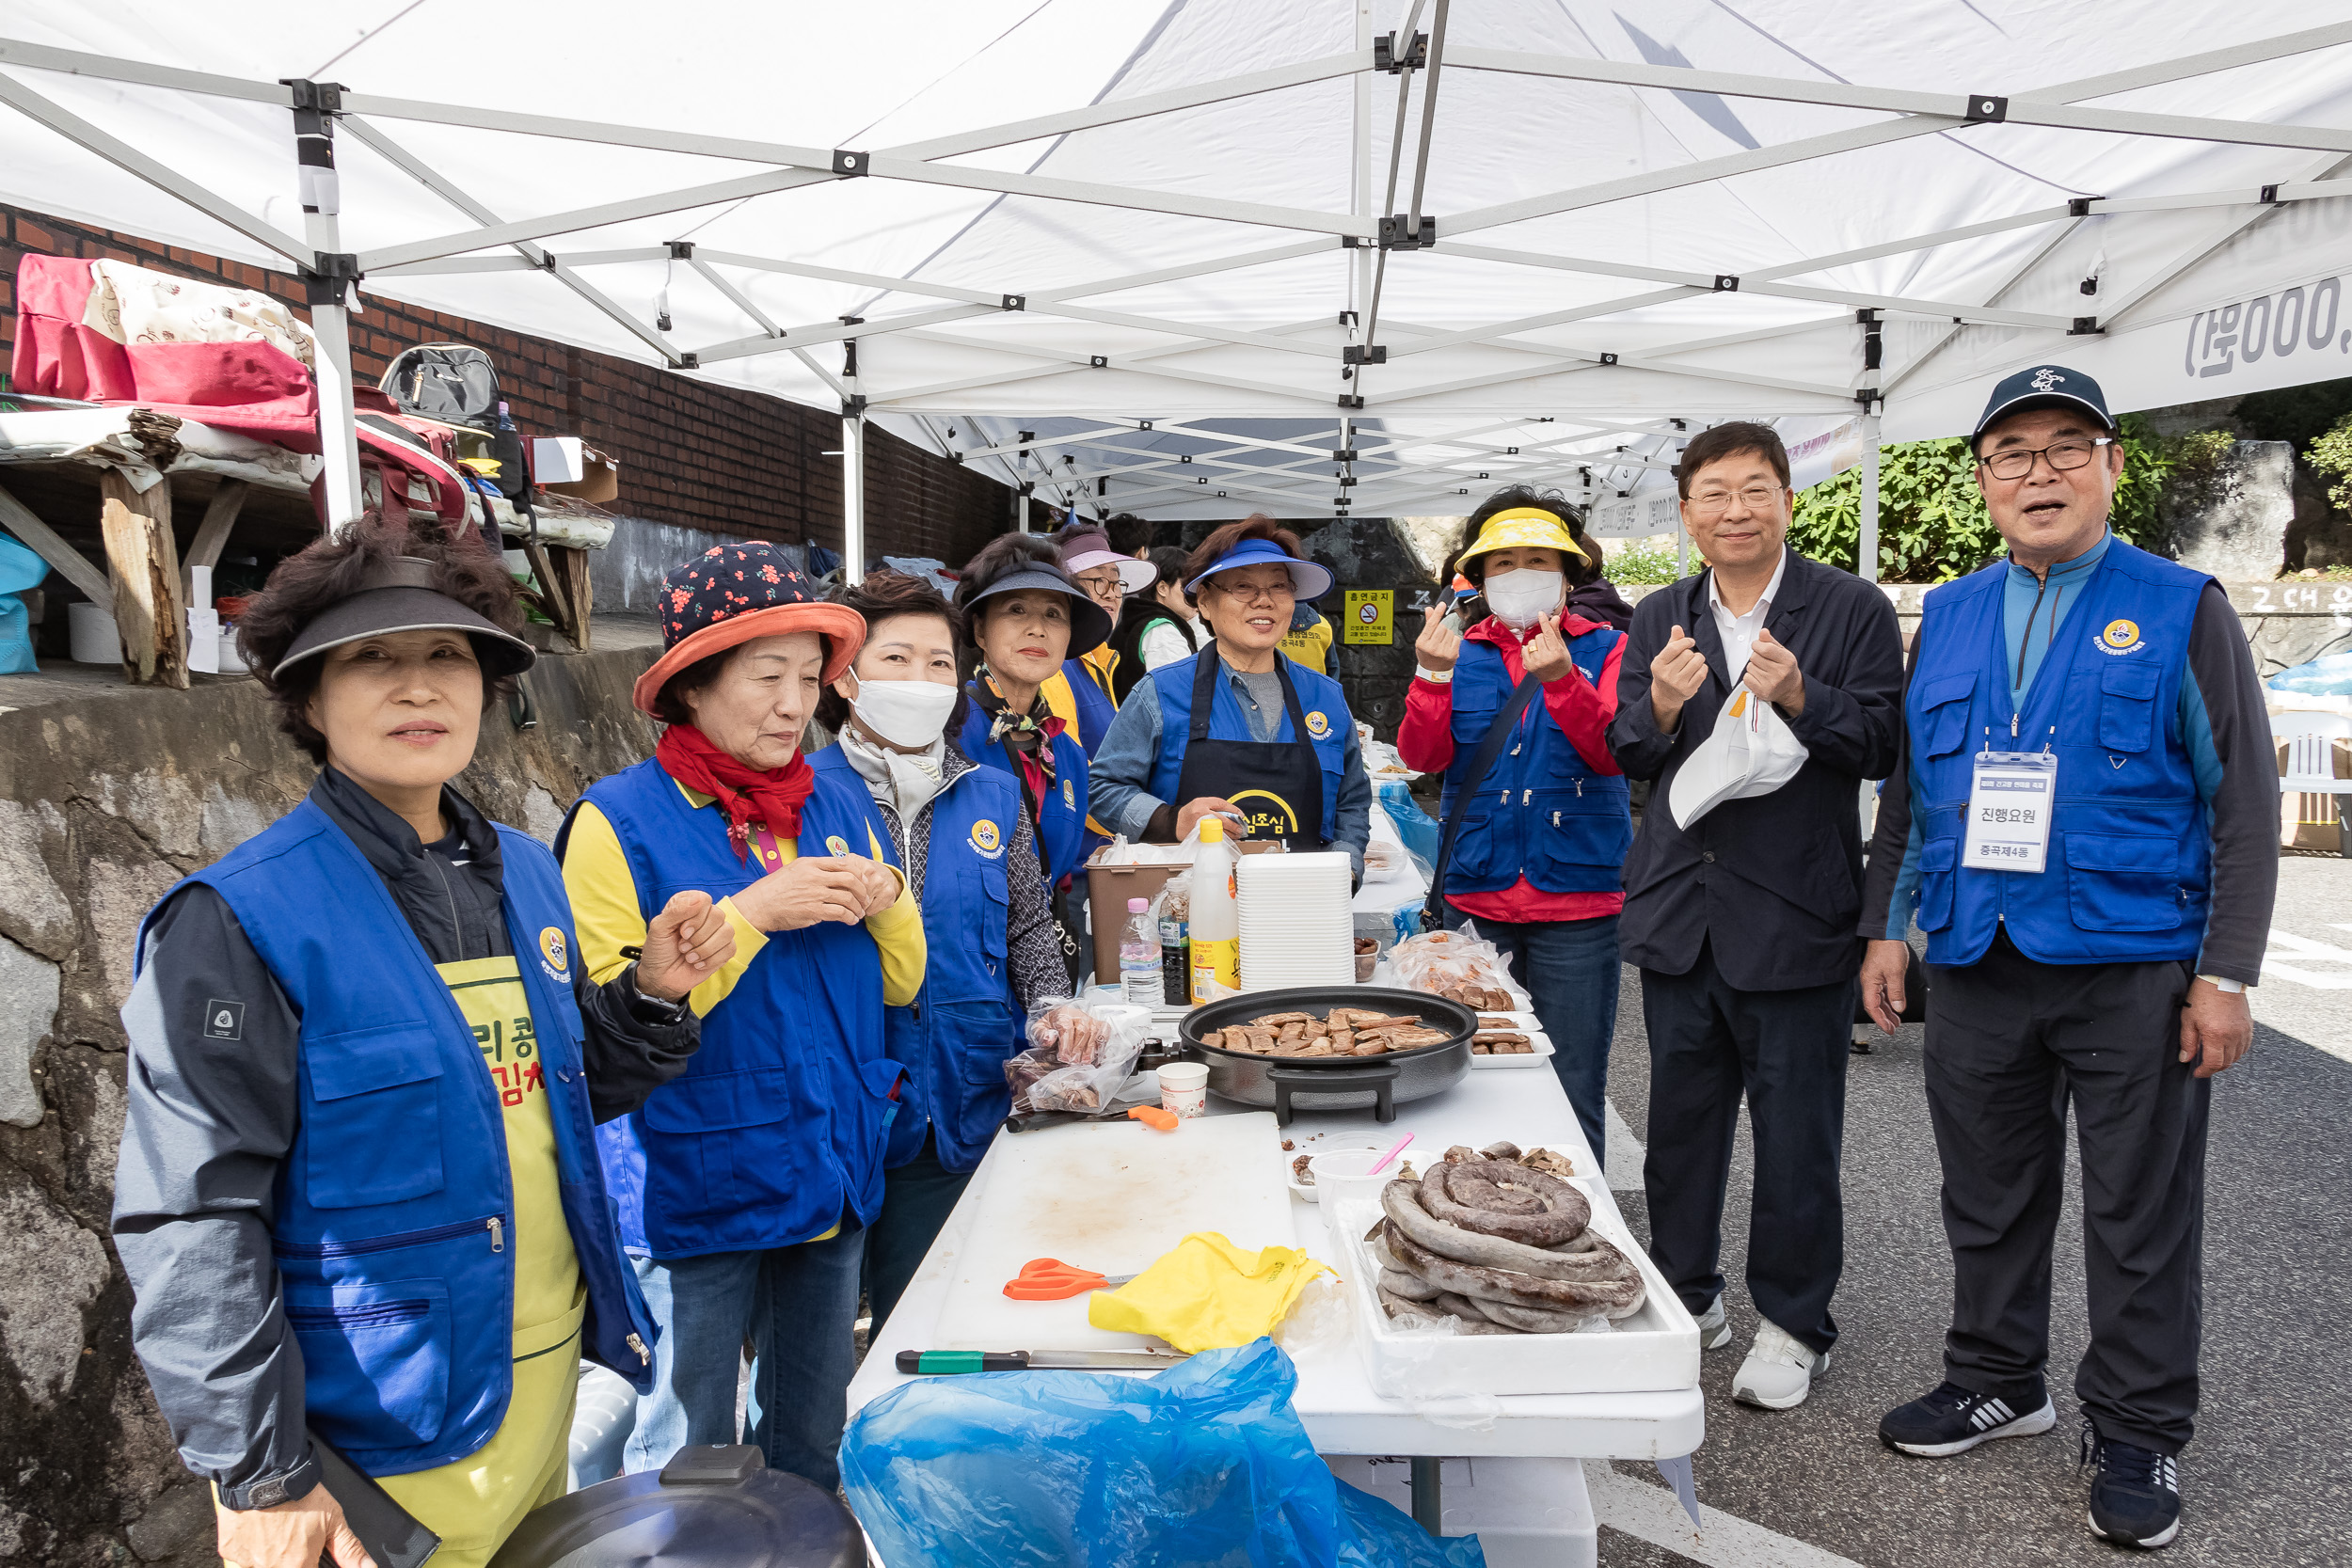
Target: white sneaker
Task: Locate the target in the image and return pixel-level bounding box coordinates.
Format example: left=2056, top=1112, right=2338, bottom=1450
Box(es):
left=1732, top=1320, right=1828, bottom=1410
left=1692, top=1296, right=1732, bottom=1351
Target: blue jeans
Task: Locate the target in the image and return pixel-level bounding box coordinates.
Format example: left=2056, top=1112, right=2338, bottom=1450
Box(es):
left=1445, top=907, right=1621, bottom=1157
left=623, top=1222, right=865, bottom=1490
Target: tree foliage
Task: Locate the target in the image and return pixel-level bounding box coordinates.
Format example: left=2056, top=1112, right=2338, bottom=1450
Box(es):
left=1786, top=414, right=2176, bottom=581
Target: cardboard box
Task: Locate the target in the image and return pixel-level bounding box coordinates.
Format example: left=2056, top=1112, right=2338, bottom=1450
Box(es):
left=1086, top=843, right=1279, bottom=983
left=2278, top=734, right=2351, bottom=852
left=534, top=436, right=619, bottom=504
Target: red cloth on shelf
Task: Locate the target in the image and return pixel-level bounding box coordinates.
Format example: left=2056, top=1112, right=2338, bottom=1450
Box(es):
left=10, top=254, right=318, bottom=444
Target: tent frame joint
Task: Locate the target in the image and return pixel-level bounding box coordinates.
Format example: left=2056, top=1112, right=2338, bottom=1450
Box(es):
left=833, top=149, right=869, bottom=177
left=1964, top=94, right=2008, bottom=122
left=300, top=251, right=360, bottom=306
left=667, top=240, right=695, bottom=260
left=1378, top=213, right=1438, bottom=248
left=1343, top=343, right=1387, bottom=365
left=1374, top=32, right=1428, bottom=73
left=2068, top=316, right=2105, bottom=335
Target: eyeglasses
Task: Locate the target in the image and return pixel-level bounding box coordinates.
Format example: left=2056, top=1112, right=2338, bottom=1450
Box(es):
left=1978, top=436, right=2114, bottom=481
left=1215, top=578, right=1295, bottom=605
left=1687, top=483, right=1787, bottom=517
left=1073, top=571, right=1125, bottom=602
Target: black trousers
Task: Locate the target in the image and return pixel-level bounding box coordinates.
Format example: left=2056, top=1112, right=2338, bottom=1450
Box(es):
left=860, top=1132, right=975, bottom=1338
left=1925, top=931, right=2208, bottom=1455
left=1641, top=942, right=1856, bottom=1355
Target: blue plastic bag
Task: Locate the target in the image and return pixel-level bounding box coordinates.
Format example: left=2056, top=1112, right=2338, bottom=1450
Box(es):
left=0, top=531, right=47, bottom=674
left=2269, top=652, right=2352, bottom=697
left=1374, top=779, right=1441, bottom=875
left=841, top=1338, right=1484, bottom=1568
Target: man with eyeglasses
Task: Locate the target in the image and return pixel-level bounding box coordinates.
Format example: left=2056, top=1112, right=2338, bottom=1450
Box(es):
left=1609, top=420, right=1905, bottom=1413
left=1856, top=367, right=2275, bottom=1549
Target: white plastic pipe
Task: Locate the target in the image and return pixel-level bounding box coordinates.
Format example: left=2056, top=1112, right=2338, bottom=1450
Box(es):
left=841, top=411, right=866, bottom=582
left=1857, top=410, right=1882, bottom=582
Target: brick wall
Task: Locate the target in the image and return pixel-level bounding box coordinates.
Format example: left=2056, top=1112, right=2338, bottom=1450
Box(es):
left=0, top=204, right=1010, bottom=566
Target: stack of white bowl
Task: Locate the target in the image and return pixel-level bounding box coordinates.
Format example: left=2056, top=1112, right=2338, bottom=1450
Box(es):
left=1236, top=850, right=1356, bottom=990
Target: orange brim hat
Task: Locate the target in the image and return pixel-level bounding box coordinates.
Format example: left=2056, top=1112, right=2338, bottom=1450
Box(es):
left=630, top=542, right=867, bottom=718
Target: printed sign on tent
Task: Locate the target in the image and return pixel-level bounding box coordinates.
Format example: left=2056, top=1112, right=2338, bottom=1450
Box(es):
left=1343, top=590, right=1392, bottom=644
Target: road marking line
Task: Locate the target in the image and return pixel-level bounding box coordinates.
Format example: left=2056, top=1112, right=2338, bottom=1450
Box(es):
left=2261, top=928, right=2352, bottom=990
left=1606, top=1100, right=1645, bottom=1192
left=1588, top=1462, right=1870, bottom=1568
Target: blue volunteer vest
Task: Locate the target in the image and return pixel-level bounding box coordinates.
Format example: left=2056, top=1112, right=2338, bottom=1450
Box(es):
left=1145, top=651, right=1350, bottom=839
left=1437, top=628, right=1633, bottom=897
left=134, top=799, right=658, bottom=1478
left=572, top=759, right=907, bottom=1258
left=812, top=750, right=1026, bottom=1175
left=1905, top=540, right=2214, bottom=967
left=957, top=695, right=1092, bottom=884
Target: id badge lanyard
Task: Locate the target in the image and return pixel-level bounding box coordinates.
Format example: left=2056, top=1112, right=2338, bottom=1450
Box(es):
left=1962, top=721, right=2056, bottom=874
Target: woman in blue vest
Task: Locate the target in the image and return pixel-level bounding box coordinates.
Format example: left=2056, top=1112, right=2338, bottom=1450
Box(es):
left=811, top=571, right=1070, bottom=1334
left=114, top=521, right=731, bottom=1568
left=951, top=532, right=1111, bottom=889
left=1089, top=515, right=1372, bottom=874
left=1397, top=491, right=1632, bottom=1155
left=560, top=543, right=925, bottom=1490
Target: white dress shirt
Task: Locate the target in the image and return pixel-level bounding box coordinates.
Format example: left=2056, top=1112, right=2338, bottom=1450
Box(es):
left=1708, top=549, right=1787, bottom=679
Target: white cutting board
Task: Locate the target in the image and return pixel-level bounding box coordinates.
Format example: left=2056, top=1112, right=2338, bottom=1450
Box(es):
left=932, top=1112, right=1296, bottom=1353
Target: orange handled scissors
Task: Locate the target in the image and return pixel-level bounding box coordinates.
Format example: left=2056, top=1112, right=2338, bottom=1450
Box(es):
left=1002, top=1258, right=1142, bottom=1301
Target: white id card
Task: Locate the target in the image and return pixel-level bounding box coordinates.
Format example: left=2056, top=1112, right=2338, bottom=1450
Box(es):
left=1962, top=751, right=2057, bottom=874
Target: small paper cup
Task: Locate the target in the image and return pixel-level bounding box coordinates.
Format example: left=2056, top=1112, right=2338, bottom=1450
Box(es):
left=1157, top=1060, right=1208, bottom=1118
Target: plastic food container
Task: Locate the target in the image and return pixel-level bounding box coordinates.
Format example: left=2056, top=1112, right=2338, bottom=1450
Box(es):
left=1158, top=1060, right=1208, bottom=1118
left=1309, top=1147, right=1409, bottom=1211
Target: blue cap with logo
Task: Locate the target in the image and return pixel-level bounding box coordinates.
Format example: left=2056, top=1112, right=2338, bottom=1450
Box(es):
left=1971, top=363, right=2114, bottom=451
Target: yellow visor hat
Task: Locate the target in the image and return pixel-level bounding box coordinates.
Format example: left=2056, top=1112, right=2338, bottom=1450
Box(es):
left=1455, top=507, right=1588, bottom=567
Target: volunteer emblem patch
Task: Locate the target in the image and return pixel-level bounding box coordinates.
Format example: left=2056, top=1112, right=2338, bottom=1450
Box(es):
left=2098, top=618, right=2142, bottom=654
left=201, top=999, right=244, bottom=1041
left=825, top=834, right=851, bottom=857
left=539, top=927, right=569, bottom=974
left=1063, top=778, right=1075, bottom=810
left=970, top=818, right=1003, bottom=856
left=1304, top=710, right=1330, bottom=737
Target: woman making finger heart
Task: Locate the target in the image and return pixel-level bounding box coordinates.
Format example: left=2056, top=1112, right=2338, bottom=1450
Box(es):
left=1396, top=488, right=1631, bottom=1157
left=115, top=520, right=725, bottom=1568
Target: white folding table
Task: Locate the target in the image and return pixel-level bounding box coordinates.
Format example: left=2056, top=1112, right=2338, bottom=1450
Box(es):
left=846, top=1038, right=1705, bottom=1564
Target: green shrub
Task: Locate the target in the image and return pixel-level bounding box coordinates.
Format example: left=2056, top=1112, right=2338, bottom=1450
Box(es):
left=1788, top=413, right=2177, bottom=582
left=2306, top=409, right=2352, bottom=511
left=1601, top=534, right=1685, bottom=585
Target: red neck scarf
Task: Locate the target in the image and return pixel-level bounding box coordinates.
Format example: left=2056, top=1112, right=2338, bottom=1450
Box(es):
left=655, top=723, right=818, bottom=859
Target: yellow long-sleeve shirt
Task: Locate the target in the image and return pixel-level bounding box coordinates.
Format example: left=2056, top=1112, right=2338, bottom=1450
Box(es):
left=562, top=783, right=925, bottom=1016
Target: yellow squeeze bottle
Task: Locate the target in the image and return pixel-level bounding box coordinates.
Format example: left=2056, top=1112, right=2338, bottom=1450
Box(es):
left=1188, top=816, right=1240, bottom=1002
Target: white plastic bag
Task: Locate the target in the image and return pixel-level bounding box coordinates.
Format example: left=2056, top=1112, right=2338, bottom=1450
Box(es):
left=1667, top=684, right=1810, bottom=829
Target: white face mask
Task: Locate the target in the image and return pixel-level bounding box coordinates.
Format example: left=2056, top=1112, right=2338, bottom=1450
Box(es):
left=849, top=674, right=959, bottom=749
left=1483, top=567, right=1565, bottom=628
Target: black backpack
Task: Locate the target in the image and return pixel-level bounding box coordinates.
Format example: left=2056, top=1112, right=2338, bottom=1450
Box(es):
left=381, top=344, right=500, bottom=432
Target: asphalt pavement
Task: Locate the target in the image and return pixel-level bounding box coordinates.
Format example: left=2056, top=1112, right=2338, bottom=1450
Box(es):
left=1591, top=853, right=2352, bottom=1568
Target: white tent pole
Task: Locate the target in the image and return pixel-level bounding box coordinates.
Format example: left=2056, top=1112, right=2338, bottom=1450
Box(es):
left=1858, top=410, right=1883, bottom=584
left=290, top=84, right=363, bottom=533
left=841, top=410, right=866, bottom=582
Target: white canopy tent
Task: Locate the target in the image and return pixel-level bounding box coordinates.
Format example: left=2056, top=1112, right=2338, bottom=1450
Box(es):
left=6, top=1, right=2352, bottom=578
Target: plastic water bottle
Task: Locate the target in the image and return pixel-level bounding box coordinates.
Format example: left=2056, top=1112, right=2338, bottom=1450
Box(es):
left=1119, top=897, right=1162, bottom=1005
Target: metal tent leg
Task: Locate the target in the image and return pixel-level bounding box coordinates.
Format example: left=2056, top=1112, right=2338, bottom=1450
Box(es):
left=1409, top=1456, right=1442, bottom=1535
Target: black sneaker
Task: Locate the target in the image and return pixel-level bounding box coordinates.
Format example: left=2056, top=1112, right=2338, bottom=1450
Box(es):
left=2081, top=1418, right=2183, bottom=1549
left=1879, top=1381, right=2058, bottom=1456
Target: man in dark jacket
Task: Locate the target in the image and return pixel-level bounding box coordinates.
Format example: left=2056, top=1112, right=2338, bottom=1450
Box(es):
left=1607, top=420, right=1904, bottom=1411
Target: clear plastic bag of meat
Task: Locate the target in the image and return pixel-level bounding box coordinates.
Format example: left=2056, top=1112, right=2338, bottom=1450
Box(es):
left=1015, top=1000, right=1155, bottom=1112
left=1387, top=927, right=1517, bottom=1006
